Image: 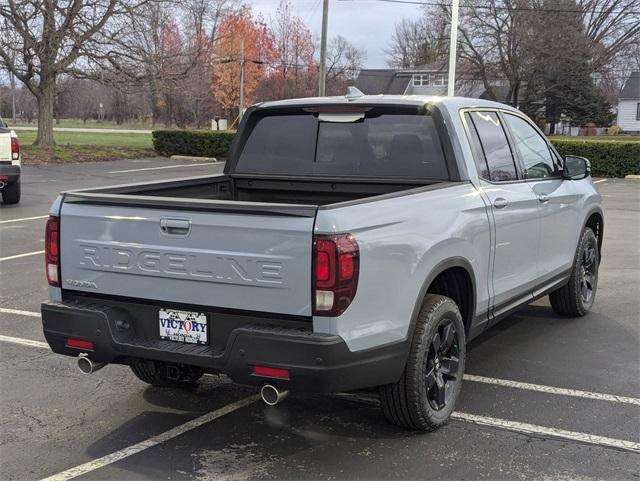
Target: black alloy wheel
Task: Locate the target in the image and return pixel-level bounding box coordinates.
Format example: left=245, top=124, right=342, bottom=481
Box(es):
left=579, top=242, right=597, bottom=304
left=426, top=319, right=460, bottom=411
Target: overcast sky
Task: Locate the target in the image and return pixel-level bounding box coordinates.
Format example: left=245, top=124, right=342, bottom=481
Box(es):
left=249, top=0, right=423, bottom=68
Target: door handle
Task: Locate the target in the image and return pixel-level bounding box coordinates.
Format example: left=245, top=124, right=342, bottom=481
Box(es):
left=538, top=194, right=550, bottom=203
left=493, top=197, right=509, bottom=209
left=160, top=218, right=191, bottom=236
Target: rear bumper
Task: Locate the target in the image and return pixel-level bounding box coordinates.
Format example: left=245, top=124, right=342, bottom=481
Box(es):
left=41, top=298, right=407, bottom=392
left=0, top=164, right=20, bottom=184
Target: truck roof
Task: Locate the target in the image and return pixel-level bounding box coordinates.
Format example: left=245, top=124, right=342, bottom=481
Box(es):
left=256, top=94, right=518, bottom=114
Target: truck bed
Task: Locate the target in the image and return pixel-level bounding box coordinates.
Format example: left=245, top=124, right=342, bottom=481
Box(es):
left=63, top=174, right=438, bottom=210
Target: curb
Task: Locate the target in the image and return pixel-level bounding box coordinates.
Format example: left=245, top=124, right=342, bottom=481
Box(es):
left=625, top=175, right=640, bottom=180
left=170, top=155, right=219, bottom=162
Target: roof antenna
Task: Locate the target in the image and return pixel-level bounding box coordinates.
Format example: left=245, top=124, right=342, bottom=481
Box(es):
left=345, top=86, right=364, bottom=101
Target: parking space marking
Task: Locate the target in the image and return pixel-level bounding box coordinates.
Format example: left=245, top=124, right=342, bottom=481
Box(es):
left=39, top=394, right=260, bottom=481
left=593, top=179, right=608, bottom=184
left=0, top=215, right=49, bottom=224
left=451, top=412, right=640, bottom=454
left=108, top=162, right=218, bottom=174
left=0, top=250, right=44, bottom=262
left=0, top=334, right=49, bottom=349
left=464, top=374, right=640, bottom=406
left=0, top=317, right=638, bottom=408
left=0, top=307, right=41, bottom=318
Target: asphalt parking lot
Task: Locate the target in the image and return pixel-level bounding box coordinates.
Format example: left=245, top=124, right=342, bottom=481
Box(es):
left=1, top=158, right=639, bottom=481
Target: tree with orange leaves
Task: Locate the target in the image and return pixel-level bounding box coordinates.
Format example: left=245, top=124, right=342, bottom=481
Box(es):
left=211, top=6, right=276, bottom=121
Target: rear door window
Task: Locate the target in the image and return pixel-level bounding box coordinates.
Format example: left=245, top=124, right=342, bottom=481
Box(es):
left=236, top=111, right=449, bottom=179
left=467, top=111, right=518, bottom=182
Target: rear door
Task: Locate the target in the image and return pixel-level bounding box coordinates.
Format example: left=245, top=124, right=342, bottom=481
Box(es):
left=465, top=111, right=541, bottom=317
left=59, top=202, right=315, bottom=316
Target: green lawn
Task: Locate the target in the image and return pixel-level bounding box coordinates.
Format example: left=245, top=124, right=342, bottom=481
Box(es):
left=549, top=135, right=640, bottom=142
left=18, top=130, right=153, bottom=149
left=18, top=130, right=155, bottom=163
left=10, top=119, right=154, bottom=130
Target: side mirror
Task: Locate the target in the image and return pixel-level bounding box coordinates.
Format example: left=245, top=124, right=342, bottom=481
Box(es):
left=563, top=156, right=591, bottom=180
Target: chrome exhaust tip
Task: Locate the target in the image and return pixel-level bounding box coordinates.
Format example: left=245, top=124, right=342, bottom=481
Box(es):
left=77, top=353, right=106, bottom=374
left=260, top=384, right=289, bottom=406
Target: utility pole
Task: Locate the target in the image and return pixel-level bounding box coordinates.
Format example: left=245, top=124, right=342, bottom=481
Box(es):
left=318, top=0, right=329, bottom=96
left=10, top=70, right=16, bottom=122
left=239, top=38, right=245, bottom=120
left=447, top=0, right=460, bottom=96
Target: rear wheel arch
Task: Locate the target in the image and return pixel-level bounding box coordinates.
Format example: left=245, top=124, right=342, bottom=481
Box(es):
left=411, top=258, right=476, bottom=339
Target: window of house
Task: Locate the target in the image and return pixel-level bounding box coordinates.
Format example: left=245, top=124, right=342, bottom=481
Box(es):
left=636, top=102, right=640, bottom=121
left=412, top=73, right=448, bottom=87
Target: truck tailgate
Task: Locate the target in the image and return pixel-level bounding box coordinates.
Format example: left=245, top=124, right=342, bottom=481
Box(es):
left=0, top=129, right=12, bottom=161
left=59, top=202, right=315, bottom=316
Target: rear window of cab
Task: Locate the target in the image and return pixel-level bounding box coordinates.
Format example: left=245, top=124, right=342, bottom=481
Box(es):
left=235, top=110, right=449, bottom=179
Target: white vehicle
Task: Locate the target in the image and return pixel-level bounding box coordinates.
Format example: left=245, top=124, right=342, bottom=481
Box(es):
left=0, top=117, right=21, bottom=204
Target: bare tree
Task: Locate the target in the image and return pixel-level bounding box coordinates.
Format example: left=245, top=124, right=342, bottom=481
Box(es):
left=456, top=0, right=533, bottom=106
left=325, top=36, right=366, bottom=95
left=580, top=0, right=640, bottom=71
left=0, top=0, right=149, bottom=146
left=385, top=13, right=448, bottom=68
left=454, top=0, right=639, bottom=106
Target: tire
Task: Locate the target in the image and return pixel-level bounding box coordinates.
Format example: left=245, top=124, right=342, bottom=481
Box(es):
left=130, top=360, right=204, bottom=388
left=380, top=294, right=466, bottom=431
left=2, top=181, right=20, bottom=204
left=549, top=227, right=599, bottom=317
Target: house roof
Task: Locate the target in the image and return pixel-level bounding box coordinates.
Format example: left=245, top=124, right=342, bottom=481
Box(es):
left=619, top=71, right=640, bottom=100
left=355, top=62, right=451, bottom=95
left=398, top=61, right=448, bottom=74
left=354, top=69, right=410, bottom=95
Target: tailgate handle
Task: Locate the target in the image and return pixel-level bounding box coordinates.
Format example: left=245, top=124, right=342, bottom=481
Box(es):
left=160, top=218, right=191, bottom=236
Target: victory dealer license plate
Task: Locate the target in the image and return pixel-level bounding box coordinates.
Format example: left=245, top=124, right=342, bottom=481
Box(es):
left=159, top=309, right=208, bottom=345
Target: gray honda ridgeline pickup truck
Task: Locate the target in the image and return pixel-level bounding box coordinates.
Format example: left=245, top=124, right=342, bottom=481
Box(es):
left=41, top=94, right=603, bottom=431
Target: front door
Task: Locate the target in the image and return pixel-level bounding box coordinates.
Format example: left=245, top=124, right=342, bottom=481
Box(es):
left=501, top=113, right=582, bottom=287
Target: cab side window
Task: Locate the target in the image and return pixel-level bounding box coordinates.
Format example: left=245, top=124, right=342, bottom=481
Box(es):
left=503, top=113, right=557, bottom=179
left=467, top=111, right=518, bottom=182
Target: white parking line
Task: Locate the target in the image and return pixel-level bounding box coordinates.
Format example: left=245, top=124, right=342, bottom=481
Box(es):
left=39, top=394, right=260, bottom=481
left=108, top=162, right=218, bottom=174
left=1, top=327, right=638, bottom=463
left=0, top=308, right=41, bottom=318
left=0, top=215, right=49, bottom=224
left=464, top=374, right=640, bottom=406
left=593, top=179, right=608, bottom=184
left=0, top=334, right=49, bottom=349
left=1, top=314, right=639, bottom=408
left=0, top=250, right=44, bottom=262
left=451, top=412, right=640, bottom=454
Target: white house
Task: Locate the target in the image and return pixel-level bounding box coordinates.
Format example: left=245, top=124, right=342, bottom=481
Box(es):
left=616, top=71, right=640, bottom=133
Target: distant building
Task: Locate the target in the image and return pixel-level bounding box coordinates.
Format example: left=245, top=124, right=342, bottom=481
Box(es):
left=354, top=62, right=506, bottom=100
left=354, top=62, right=450, bottom=96
left=616, top=71, right=640, bottom=133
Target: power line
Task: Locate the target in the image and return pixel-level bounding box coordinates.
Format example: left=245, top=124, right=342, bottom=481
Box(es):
left=337, top=0, right=640, bottom=15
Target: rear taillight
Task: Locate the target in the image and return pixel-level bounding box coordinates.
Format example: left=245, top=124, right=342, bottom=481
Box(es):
left=11, top=137, right=19, bottom=161
left=313, top=233, right=359, bottom=316
left=45, top=216, right=60, bottom=286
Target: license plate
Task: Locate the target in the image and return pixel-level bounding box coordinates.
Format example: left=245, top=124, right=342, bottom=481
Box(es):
left=159, top=309, right=208, bottom=345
